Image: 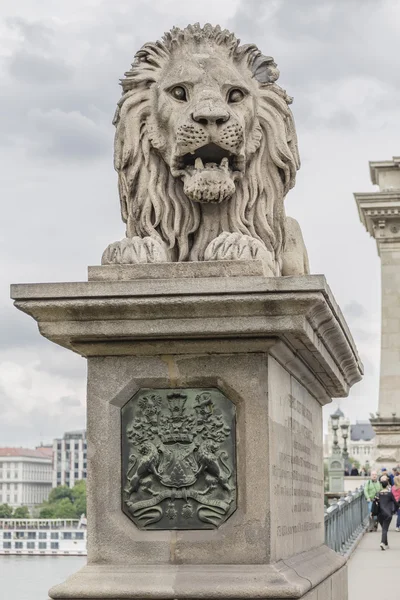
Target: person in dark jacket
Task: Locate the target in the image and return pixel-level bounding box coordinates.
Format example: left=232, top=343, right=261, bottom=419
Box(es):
left=350, top=463, right=359, bottom=476
left=376, top=479, right=399, bottom=550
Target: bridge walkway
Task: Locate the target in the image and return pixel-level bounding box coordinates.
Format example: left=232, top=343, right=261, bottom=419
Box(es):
left=348, top=523, right=399, bottom=599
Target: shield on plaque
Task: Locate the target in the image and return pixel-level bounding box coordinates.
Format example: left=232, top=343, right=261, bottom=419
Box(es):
left=158, top=442, right=198, bottom=488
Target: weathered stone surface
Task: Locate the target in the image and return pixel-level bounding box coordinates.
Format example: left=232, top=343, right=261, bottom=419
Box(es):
left=11, top=263, right=361, bottom=599
left=268, top=358, right=324, bottom=561
left=88, top=259, right=268, bottom=281
left=9, top=274, right=359, bottom=599
left=11, top=272, right=363, bottom=400
left=101, top=23, right=309, bottom=275
left=48, top=547, right=346, bottom=599
left=355, top=157, right=400, bottom=468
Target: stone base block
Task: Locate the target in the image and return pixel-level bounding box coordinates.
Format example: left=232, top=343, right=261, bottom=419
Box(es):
left=49, top=546, right=346, bottom=599
left=87, top=259, right=269, bottom=281
left=11, top=265, right=359, bottom=600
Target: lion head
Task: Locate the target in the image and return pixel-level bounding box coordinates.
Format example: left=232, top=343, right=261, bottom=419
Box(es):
left=112, top=23, right=300, bottom=270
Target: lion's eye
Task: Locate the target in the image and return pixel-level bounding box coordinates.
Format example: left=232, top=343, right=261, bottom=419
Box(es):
left=228, top=89, right=245, bottom=103
left=170, top=86, right=187, bottom=102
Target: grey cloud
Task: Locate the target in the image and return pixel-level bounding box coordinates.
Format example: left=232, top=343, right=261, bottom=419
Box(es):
left=37, top=350, right=86, bottom=383
left=291, top=101, right=360, bottom=130
left=8, top=51, right=73, bottom=84
left=60, top=395, right=82, bottom=408
left=351, top=328, right=378, bottom=344
left=230, top=0, right=400, bottom=92
left=343, top=301, right=367, bottom=319
left=0, top=407, right=86, bottom=447
left=325, top=110, right=358, bottom=131
left=28, top=108, right=111, bottom=160
left=6, top=17, right=54, bottom=49
left=0, top=304, right=41, bottom=350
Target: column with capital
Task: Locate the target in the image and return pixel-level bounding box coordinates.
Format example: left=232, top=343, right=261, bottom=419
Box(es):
left=355, top=157, right=400, bottom=468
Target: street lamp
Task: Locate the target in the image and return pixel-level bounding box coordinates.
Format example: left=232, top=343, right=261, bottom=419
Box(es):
left=331, top=412, right=340, bottom=454
left=327, top=411, right=345, bottom=499
left=341, top=422, right=350, bottom=469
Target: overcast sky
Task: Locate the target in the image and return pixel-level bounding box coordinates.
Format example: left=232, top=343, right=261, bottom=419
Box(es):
left=1, top=0, right=399, bottom=447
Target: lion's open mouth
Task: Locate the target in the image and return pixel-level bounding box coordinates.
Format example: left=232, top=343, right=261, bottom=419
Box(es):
left=172, top=143, right=243, bottom=204
left=174, top=143, right=243, bottom=174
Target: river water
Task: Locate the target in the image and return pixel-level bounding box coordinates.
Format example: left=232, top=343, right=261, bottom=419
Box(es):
left=0, top=556, right=86, bottom=599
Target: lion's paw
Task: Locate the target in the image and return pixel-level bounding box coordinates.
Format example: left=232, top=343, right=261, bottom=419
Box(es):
left=101, top=236, right=170, bottom=265
left=204, top=232, right=275, bottom=273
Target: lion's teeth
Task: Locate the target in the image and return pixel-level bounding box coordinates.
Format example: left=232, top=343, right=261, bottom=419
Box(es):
left=195, top=157, right=204, bottom=170
left=220, top=157, right=229, bottom=170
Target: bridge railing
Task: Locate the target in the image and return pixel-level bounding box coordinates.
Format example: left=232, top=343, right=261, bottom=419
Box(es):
left=324, top=486, right=369, bottom=555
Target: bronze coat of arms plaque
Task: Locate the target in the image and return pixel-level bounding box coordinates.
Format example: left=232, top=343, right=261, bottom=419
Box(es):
left=121, top=388, right=237, bottom=529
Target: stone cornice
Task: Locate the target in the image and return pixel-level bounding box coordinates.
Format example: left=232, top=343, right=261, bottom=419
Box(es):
left=370, top=416, right=400, bottom=435
left=369, top=156, right=400, bottom=186
left=11, top=271, right=363, bottom=400
left=354, top=191, right=400, bottom=250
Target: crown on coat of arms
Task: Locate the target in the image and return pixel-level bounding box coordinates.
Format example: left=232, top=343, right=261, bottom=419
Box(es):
left=158, top=393, right=195, bottom=444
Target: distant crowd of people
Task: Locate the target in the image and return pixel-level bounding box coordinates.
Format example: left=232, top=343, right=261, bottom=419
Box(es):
left=363, top=467, right=400, bottom=551
left=344, top=463, right=370, bottom=477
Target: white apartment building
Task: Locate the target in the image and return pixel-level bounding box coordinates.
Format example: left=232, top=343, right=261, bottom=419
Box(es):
left=53, top=430, right=87, bottom=488
left=0, top=447, right=53, bottom=510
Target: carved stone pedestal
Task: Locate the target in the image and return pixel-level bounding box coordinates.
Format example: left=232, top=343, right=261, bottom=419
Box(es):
left=11, top=261, right=362, bottom=600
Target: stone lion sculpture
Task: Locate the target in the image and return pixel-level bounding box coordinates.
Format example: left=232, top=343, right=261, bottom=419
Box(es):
left=102, top=23, right=309, bottom=276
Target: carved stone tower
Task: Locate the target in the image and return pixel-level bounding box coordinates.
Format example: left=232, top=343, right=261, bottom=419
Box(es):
left=355, top=157, right=400, bottom=467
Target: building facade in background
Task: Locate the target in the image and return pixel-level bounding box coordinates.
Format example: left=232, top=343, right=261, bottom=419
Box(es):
left=53, top=430, right=87, bottom=488
left=0, top=447, right=53, bottom=509
left=349, top=421, right=376, bottom=468
left=324, top=408, right=375, bottom=469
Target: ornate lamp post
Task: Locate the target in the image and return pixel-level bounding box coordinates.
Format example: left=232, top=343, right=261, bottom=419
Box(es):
left=341, top=421, right=350, bottom=470
left=327, top=411, right=345, bottom=500
left=331, top=413, right=340, bottom=454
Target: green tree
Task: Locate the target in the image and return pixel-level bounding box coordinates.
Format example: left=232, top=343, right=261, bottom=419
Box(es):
left=0, top=504, right=13, bottom=518
left=53, top=498, right=77, bottom=519
left=13, top=506, right=30, bottom=518
left=39, top=506, right=56, bottom=518
left=37, top=481, right=87, bottom=519
left=47, top=485, right=74, bottom=503
left=71, top=480, right=87, bottom=517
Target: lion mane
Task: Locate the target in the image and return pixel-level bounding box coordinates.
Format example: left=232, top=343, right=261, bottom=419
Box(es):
left=113, top=23, right=300, bottom=271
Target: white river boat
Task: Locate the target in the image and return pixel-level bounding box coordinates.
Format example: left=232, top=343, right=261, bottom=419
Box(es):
left=0, top=518, right=87, bottom=556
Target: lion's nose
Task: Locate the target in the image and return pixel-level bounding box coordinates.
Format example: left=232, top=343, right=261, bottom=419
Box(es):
left=191, top=105, right=230, bottom=126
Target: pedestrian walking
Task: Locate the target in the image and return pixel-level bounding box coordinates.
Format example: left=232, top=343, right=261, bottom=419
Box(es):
left=350, top=463, right=359, bottom=476
left=392, top=475, right=400, bottom=532
left=390, top=467, right=399, bottom=486
left=379, top=467, right=389, bottom=484
left=375, top=479, right=399, bottom=550
left=364, top=471, right=381, bottom=532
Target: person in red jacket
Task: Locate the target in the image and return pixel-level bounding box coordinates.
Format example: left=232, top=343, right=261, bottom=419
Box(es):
left=392, top=475, right=400, bottom=532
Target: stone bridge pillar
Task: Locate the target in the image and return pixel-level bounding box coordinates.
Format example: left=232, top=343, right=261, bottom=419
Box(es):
left=355, top=157, right=400, bottom=468
left=11, top=263, right=362, bottom=600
